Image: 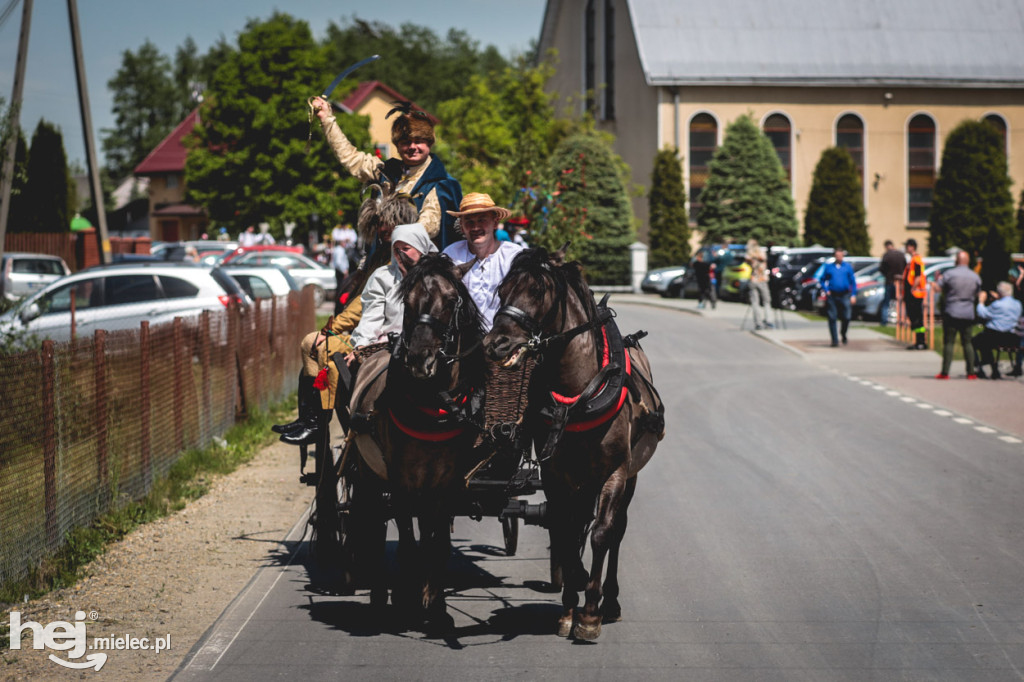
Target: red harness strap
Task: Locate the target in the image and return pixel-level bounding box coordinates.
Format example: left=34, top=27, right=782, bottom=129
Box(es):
left=387, top=393, right=470, bottom=442
left=548, top=326, right=631, bottom=432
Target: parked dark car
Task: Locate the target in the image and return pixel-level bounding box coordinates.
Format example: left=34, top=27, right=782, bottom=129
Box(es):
left=768, top=246, right=834, bottom=309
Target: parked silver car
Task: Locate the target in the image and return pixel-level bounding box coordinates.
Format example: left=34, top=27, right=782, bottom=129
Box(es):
left=223, top=250, right=335, bottom=306
left=1, top=252, right=71, bottom=302
left=0, top=262, right=247, bottom=346
left=220, top=264, right=300, bottom=299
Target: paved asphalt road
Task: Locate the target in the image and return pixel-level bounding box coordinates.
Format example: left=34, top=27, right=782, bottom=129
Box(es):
left=174, top=303, right=1024, bottom=681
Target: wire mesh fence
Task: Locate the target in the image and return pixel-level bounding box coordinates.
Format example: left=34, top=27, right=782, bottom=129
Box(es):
left=0, top=288, right=314, bottom=585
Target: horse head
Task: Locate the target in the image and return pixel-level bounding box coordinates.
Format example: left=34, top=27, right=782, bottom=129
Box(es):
left=397, top=253, right=486, bottom=381
left=484, top=244, right=592, bottom=369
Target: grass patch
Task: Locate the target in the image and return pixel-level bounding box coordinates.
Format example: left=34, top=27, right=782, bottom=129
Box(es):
left=0, top=398, right=295, bottom=606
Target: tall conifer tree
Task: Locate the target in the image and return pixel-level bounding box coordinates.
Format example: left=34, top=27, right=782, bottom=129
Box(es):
left=804, top=147, right=870, bottom=254
left=696, top=114, right=797, bottom=245
left=648, top=147, right=691, bottom=268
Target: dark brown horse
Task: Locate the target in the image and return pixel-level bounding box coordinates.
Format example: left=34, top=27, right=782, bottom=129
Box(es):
left=483, top=245, right=664, bottom=640
left=350, top=252, right=487, bottom=630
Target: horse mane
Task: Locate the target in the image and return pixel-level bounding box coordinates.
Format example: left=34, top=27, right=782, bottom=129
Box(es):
left=507, top=247, right=601, bottom=328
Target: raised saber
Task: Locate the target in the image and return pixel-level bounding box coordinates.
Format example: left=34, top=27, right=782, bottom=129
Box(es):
left=307, top=54, right=380, bottom=153
left=322, top=54, right=380, bottom=100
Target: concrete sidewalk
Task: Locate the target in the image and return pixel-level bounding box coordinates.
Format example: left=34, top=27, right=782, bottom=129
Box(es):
left=614, top=293, right=1024, bottom=441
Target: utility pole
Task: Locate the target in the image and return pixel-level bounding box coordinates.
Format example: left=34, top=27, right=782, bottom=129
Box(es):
left=0, top=0, right=33, bottom=263
left=67, top=0, right=110, bottom=264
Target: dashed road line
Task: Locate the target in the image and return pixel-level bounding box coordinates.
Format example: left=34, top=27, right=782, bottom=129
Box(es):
left=838, top=373, right=1021, bottom=449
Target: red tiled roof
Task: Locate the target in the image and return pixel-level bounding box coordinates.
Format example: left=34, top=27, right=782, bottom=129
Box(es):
left=339, top=81, right=437, bottom=124
left=151, top=203, right=205, bottom=216
left=134, top=109, right=199, bottom=175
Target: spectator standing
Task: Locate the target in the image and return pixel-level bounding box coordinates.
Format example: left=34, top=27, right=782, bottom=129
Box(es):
left=903, top=238, right=928, bottom=350
left=745, top=239, right=772, bottom=330
left=972, top=281, right=1023, bottom=380
left=820, top=247, right=858, bottom=347
left=693, top=251, right=716, bottom=310
left=878, top=239, right=906, bottom=326
left=239, top=226, right=258, bottom=247
left=935, top=250, right=981, bottom=379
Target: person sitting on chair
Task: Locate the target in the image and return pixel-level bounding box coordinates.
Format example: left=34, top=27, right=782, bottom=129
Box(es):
left=972, top=281, right=1023, bottom=380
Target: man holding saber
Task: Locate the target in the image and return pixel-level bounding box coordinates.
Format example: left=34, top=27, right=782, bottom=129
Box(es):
left=309, top=94, right=462, bottom=248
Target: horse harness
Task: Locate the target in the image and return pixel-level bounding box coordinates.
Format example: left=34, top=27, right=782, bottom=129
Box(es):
left=495, top=294, right=665, bottom=462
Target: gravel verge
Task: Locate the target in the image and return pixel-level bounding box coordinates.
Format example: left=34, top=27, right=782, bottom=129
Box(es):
left=1, top=439, right=311, bottom=682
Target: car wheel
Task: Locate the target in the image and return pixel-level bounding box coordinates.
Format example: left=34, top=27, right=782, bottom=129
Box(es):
left=312, top=285, right=326, bottom=307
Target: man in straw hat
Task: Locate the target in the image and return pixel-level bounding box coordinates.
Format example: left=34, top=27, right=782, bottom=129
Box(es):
left=443, top=193, right=524, bottom=330
left=309, top=95, right=462, bottom=248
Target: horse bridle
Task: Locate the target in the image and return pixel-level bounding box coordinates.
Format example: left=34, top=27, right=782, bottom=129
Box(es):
left=403, top=294, right=478, bottom=366
left=494, top=272, right=613, bottom=356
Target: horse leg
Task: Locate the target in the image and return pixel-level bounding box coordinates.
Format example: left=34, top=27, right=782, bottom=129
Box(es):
left=600, top=475, right=636, bottom=624
left=548, top=500, right=591, bottom=638
left=392, top=504, right=419, bottom=622
left=575, top=466, right=631, bottom=641
left=418, top=509, right=455, bottom=634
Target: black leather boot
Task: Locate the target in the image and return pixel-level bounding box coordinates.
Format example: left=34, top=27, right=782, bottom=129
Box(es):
left=281, top=409, right=331, bottom=445
left=278, top=374, right=321, bottom=444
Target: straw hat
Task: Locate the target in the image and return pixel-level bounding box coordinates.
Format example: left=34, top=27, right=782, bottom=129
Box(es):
left=445, top=193, right=511, bottom=222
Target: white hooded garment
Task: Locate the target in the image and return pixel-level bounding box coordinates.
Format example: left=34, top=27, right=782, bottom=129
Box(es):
left=349, top=223, right=437, bottom=348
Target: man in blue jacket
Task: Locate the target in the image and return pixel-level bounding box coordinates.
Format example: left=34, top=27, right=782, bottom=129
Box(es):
left=820, top=247, right=858, bottom=347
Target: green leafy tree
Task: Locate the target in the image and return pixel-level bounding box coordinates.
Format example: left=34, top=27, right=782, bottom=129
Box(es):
left=803, top=147, right=870, bottom=254
left=696, top=114, right=797, bottom=245
left=185, top=13, right=370, bottom=238
left=540, top=131, right=635, bottom=284
left=929, top=119, right=1017, bottom=287
left=647, top=147, right=691, bottom=268
left=102, top=41, right=180, bottom=179
left=172, top=36, right=228, bottom=118
left=437, top=55, right=567, bottom=208
left=23, top=120, right=73, bottom=232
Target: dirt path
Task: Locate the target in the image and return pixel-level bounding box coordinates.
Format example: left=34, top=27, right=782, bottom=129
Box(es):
left=2, top=439, right=311, bottom=681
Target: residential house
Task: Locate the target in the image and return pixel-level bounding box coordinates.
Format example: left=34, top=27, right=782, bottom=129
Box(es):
left=134, top=109, right=206, bottom=242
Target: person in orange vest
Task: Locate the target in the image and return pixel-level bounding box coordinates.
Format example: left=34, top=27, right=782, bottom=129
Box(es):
left=903, top=238, right=928, bottom=349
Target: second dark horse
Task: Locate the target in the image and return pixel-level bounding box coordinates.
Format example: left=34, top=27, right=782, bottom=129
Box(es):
left=483, top=245, right=665, bottom=640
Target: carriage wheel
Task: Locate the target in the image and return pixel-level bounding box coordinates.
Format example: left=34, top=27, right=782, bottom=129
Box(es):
left=501, top=516, right=519, bottom=556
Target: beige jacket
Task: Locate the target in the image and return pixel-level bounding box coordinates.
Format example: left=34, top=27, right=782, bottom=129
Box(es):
left=320, top=115, right=441, bottom=238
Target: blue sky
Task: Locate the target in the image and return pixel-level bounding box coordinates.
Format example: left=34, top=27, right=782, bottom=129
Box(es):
left=0, top=0, right=547, bottom=168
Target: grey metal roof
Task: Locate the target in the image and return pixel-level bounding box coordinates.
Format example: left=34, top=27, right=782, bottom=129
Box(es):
left=626, top=0, right=1024, bottom=87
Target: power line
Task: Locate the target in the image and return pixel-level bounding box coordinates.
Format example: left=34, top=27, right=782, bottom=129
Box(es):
left=0, top=0, right=20, bottom=30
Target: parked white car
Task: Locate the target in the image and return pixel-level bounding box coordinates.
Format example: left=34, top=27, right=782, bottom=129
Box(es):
left=0, top=262, right=247, bottom=346
left=1, top=252, right=72, bottom=302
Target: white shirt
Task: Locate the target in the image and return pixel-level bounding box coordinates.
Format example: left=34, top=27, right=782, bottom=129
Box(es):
left=349, top=262, right=403, bottom=348
left=443, top=240, right=524, bottom=330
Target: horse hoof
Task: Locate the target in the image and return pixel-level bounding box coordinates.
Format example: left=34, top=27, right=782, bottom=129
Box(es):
left=424, top=611, right=455, bottom=637
left=556, top=614, right=575, bottom=638
left=574, top=619, right=601, bottom=641
left=602, top=603, right=622, bottom=623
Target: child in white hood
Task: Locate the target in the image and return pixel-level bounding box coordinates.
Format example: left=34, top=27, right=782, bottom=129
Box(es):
left=347, top=222, right=437, bottom=351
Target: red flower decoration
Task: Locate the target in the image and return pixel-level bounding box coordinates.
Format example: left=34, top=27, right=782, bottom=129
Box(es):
left=313, top=368, right=329, bottom=390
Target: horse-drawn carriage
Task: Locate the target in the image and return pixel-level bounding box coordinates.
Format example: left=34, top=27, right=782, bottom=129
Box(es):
left=296, top=245, right=664, bottom=638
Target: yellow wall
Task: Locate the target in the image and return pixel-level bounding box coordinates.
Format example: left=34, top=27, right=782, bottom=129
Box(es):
left=354, top=90, right=400, bottom=156
left=659, top=87, right=1024, bottom=254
